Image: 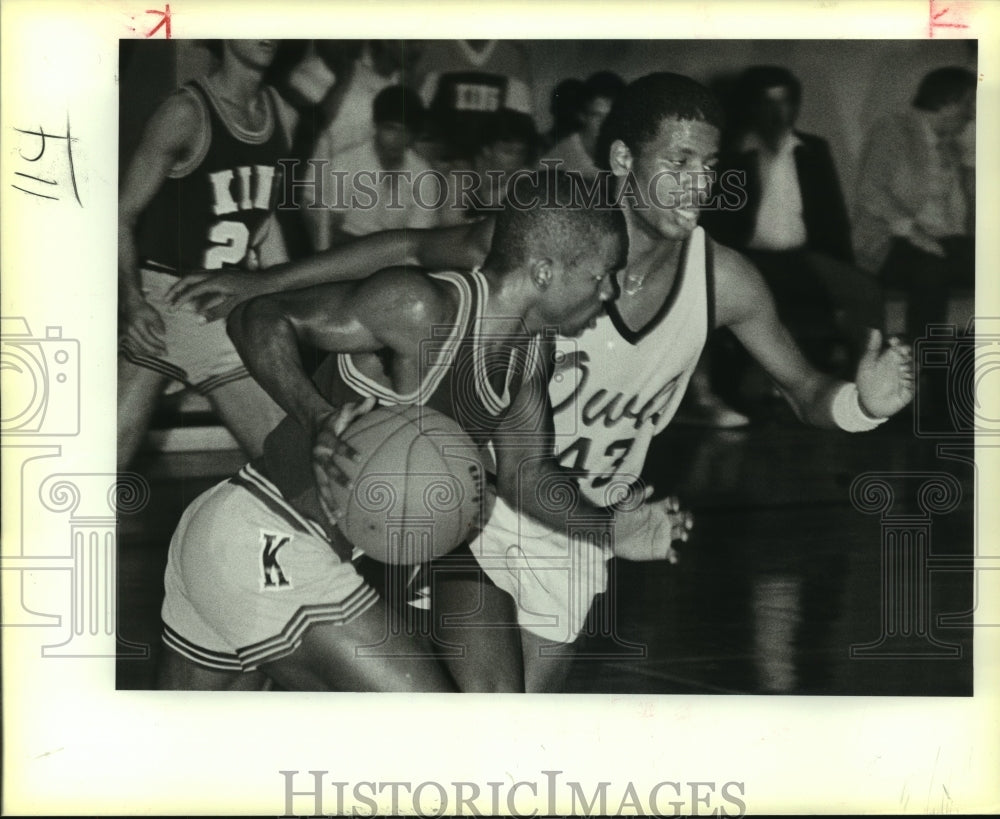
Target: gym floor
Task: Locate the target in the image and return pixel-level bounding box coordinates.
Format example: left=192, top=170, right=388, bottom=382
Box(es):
left=117, top=404, right=975, bottom=695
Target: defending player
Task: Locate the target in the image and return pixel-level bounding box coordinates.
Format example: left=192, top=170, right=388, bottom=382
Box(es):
left=168, top=72, right=915, bottom=692
left=118, top=40, right=288, bottom=470
left=158, top=174, right=689, bottom=692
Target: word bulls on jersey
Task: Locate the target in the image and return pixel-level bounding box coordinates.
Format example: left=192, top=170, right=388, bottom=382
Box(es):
left=135, top=79, right=286, bottom=275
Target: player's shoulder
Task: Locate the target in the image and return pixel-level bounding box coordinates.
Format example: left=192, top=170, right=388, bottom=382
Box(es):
left=364, top=266, right=457, bottom=327
left=710, top=237, right=756, bottom=280
left=161, top=84, right=206, bottom=126
left=146, top=85, right=207, bottom=146
left=708, top=237, right=772, bottom=324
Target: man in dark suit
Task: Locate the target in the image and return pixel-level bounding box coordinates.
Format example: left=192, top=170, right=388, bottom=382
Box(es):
left=704, top=66, right=881, bottom=372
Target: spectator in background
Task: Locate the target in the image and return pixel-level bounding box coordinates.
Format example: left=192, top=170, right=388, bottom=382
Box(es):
left=854, top=66, right=975, bottom=419
left=853, top=66, right=976, bottom=341
left=438, top=107, right=539, bottom=226
left=312, top=40, right=423, bottom=160
left=704, top=65, right=882, bottom=370
left=544, top=71, right=626, bottom=179
left=257, top=40, right=343, bottom=261
left=543, top=77, right=586, bottom=151
left=305, top=85, right=438, bottom=250
left=419, top=40, right=533, bottom=166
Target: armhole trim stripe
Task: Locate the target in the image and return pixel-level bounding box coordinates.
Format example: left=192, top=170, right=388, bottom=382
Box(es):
left=166, top=84, right=211, bottom=179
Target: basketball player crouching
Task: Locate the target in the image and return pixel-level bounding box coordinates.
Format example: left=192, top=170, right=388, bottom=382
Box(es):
left=157, top=173, right=690, bottom=692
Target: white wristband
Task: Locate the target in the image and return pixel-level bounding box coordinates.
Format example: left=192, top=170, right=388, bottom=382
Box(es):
left=831, top=382, right=888, bottom=432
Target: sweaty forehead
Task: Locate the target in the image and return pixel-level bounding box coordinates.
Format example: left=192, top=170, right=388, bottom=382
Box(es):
left=639, top=116, right=720, bottom=157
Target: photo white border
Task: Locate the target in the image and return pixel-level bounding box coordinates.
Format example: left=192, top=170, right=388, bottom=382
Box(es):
left=2, top=0, right=999, bottom=814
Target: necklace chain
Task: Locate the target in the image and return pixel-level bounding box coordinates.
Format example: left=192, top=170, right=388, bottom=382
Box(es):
left=622, top=269, right=647, bottom=296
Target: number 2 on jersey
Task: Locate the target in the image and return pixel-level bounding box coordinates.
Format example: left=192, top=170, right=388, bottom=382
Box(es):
left=203, top=220, right=250, bottom=270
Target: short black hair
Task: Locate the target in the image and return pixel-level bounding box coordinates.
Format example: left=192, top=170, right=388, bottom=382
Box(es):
left=479, top=108, right=538, bottom=150
left=483, top=171, right=627, bottom=275
left=596, top=72, right=724, bottom=170
left=372, top=84, right=425, bottom=130
left=913, top=66, right=977, bottom=111
left=550, top=77, right=586, bottom=139
left=581, top=71, right=626, bottom=108
left=737, top=65, right=802, bottom=108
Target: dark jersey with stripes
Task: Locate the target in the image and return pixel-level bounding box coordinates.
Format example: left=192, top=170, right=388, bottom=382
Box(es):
left=256, top=269, right=541, bottom=542
left=429, top=70, right=509, bottom=160
left=135, top=79, right=286, bottom=274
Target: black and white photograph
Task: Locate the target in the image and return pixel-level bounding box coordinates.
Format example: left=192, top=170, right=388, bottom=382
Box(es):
left=116, top=36, right=976, bottom=696
left=3, top=1, right=999, bottom=815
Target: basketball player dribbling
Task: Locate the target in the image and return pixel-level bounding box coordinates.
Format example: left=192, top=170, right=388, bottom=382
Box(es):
left=117, top=40, right=288, bottom=471
left=169, top=72, right=915, bottom=692
left=158, top=174, right=691, bottom=692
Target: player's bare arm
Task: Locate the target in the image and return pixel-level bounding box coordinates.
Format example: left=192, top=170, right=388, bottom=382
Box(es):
left=713, top=241, right=913, bottom=428
left=228, top=267, right=454, bottom=516
left=493, top=338, right=692, bottom=561
left=168, top=217, right=494, bottom=321
left=118, top=91, right=203, bottom=355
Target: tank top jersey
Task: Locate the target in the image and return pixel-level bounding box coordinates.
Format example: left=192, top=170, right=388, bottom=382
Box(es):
left=549, top=227, right=713, bottom=508
left=256, top=269, right=541, bottom=547
left=135, top=78, right=286, bottom=274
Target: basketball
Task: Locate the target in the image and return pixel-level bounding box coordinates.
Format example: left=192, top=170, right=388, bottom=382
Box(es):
left=328, top=404, right=490, bottom=564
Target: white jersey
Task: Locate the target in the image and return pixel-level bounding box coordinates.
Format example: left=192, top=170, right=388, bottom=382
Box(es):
left=549, top=226, right=711, bottom=507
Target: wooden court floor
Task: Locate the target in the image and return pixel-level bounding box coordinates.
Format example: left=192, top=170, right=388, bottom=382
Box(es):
left=117, top=408, right=975, bottom=695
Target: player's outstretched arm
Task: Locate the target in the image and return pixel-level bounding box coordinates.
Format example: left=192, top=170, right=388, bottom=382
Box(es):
left=167, top=218, right=494, bottom=322
left=714, top=243, right=913, bottom=429
left=492, top=340, right=693, bottom=562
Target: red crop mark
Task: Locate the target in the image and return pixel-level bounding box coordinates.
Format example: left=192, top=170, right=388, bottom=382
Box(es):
left=929, top=0, right=969, bottom=38
left=145, top=5, right=171, bottom=38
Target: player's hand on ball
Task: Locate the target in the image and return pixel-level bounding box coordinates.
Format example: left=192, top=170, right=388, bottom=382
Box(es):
left=311, top=396, right=377, bottom=525
left=855, top=329, right=915, bottom=418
